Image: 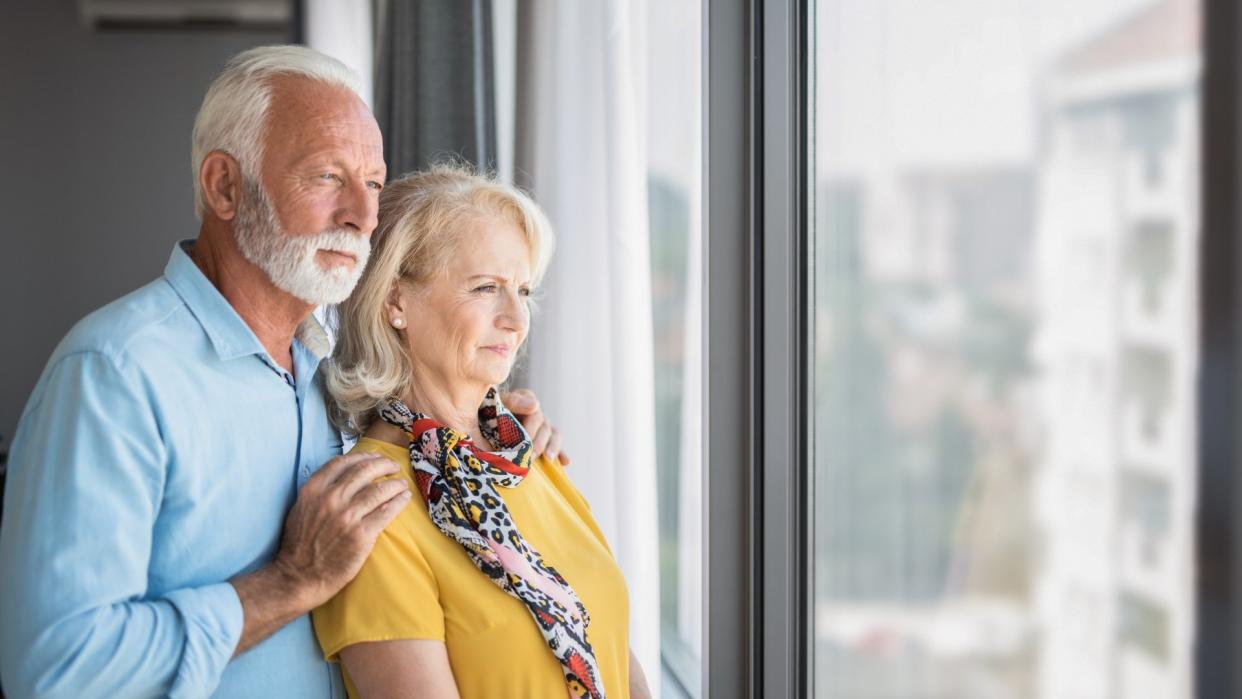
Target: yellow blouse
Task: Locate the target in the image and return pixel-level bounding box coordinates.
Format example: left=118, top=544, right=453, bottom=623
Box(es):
left=312, top=438, right=631, bottom=699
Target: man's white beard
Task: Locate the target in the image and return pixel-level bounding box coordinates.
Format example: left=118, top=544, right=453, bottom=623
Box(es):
left=233, top=178, right=371, bottom=306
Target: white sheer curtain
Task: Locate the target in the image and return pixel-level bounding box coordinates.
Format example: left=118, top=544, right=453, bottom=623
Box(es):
left=304, top=0, right=373, bottom=108
left=305, top=0, right=373, bottom=343
left=516, top=0, right=662, bottom=687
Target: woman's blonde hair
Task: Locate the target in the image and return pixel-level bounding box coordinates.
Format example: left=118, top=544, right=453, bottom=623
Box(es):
left=324, top=163, right=555, bottom=436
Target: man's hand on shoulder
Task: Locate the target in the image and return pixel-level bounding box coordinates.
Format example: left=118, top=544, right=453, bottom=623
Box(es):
left=502, top=388, right=570, bottom=465
left=230, top=453, right=411, bottom=655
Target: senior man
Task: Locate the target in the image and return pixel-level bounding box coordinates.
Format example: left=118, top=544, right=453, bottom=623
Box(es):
left=0, top=46, right=562, bottom=698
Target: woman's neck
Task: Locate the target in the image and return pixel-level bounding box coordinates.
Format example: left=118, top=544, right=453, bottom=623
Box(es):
left=407, top=386, right=485, bottom=444
left=364, top=369, right=492, bottom=448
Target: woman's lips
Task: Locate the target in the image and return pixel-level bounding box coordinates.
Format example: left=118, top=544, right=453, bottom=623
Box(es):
left=482, top=345, right=512, bottom=357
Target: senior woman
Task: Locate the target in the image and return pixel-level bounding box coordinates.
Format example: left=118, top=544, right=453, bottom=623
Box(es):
left=312, top=165, right=650, bottom=699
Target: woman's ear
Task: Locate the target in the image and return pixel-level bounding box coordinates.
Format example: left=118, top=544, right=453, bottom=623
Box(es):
left=385, top=280, right=409, bottom=328
left=386, top=280, right=407, bottom=311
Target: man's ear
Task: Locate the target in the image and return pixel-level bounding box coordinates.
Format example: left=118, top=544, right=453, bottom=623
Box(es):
left=199, top=150, right=244, bottom=221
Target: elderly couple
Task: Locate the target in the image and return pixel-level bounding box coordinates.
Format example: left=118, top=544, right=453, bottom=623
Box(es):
left=0, top=45, right=650, bottom=699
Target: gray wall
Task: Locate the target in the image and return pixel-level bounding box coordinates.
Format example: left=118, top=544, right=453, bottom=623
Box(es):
left=0, top=1, right=291, bottom=450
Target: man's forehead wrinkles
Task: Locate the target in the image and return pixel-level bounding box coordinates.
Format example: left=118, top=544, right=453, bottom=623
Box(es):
left=266, top=78, right=377, bottom=133
left=267, top=107, right=383, bottom=171
left=283, top=114, right=371, bottom=140
left=287, top=138, right=384, bottom=164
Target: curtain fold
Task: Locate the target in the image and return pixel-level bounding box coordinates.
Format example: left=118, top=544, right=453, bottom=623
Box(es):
left=515, top=0, right=662, bottom=689
left=374, top=0, right=496, bottom=175
left=303, top=0, right=374, bottom=345
left=303, top=0, right=373, bottom=108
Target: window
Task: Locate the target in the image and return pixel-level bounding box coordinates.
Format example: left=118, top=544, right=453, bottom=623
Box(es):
left=812, top=0, right=1201, bottom=696
left=647, top=1, right=704, bottom=695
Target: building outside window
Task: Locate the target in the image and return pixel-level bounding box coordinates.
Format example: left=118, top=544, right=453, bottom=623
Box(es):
left=812, top=0, right=1200, bottom=696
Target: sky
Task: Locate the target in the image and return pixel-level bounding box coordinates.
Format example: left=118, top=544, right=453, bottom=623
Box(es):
left=639, top=0, right=1166, bottom=187
left=816, top=0, right=1157, bottom=174
left=645, top=0, right=701, bottom=186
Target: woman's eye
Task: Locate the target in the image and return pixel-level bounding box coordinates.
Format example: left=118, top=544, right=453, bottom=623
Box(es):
left=519, top=287, right=532, bottom=297
left=319, top=173, right=340, bottom=183
left=473, top=284, right=498, bottom=294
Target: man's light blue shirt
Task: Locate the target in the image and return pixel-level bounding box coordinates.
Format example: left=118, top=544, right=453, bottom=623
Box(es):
left=0, top=242, right=346, bottom=698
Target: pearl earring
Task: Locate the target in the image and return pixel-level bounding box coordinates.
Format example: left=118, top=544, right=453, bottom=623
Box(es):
left=391, top=317, right=405, bottom=329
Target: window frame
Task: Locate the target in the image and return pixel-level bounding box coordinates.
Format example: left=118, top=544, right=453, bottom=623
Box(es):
left=1197, top=0, right=1242, bottom=696
left=701, top=0, right=812, bottom=696
left=756, top=0, right=813, bottom=696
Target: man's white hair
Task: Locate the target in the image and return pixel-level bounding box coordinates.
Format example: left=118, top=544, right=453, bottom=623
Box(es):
left=191, top=45, right=364, bottom=219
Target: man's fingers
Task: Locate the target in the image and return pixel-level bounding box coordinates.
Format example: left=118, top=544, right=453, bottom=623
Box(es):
left=502, top=389, right=560, bottom=459
left=360, top=487, right=413, bottom=532
left=519, top=408, right=546, bottom=442
left=335, top=457, right=403, bottom=501
left=307, top=452, right=383, bottom=489
left=352, top=477, right=411, bottom=514
left=545, top=427, right=564, bottom=465
left=531, top=422, right=552, bottom=456
left=532, top=423, right=569, bottom=465
left=502, top=388, right=538, bottom=415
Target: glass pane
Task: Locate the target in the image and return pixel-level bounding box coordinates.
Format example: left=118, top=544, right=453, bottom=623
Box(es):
left=647, top=0, right=704, bottom=696
left=811, top=1, right=1201, bottom=697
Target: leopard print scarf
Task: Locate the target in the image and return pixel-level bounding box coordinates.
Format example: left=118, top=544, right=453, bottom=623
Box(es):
left=377, top=388, right=606, bottom=699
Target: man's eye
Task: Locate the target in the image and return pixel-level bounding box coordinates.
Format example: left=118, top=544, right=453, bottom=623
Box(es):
left=367, top=180, right=384, bottom=191
left=519, top=287, right=533, bottom=297
left=319, top=173, right=340, bottom=182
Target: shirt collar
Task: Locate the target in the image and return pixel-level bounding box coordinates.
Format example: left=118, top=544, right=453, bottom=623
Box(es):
left=296, top=313, right=332, bottom=360
left=164, top=240, right=332, bottom=363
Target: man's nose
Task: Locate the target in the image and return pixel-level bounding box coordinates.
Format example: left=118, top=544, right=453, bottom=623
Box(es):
left=333, top=178, right=379, bottom=234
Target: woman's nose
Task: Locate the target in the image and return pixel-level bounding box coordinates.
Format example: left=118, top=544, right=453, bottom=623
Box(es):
left=497, top=290, right=529, bottom=332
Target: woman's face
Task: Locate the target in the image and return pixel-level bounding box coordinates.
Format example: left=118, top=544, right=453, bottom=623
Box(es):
left=397, top=218, right=534, bottom=395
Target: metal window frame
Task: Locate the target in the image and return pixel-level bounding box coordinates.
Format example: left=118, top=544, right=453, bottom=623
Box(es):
left=702, top=0, right=811, bottom=696
left=1197, top=0, right=1242, bottom=696
left=757, top=0, right=813, bottom=696
left=702, top=0, right=757, bottom=692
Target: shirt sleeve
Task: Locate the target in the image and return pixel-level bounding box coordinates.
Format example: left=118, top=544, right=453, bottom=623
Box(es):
left=0, top=351, right=243, bottom=699
left=312, top=470, right=444, bottom=660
